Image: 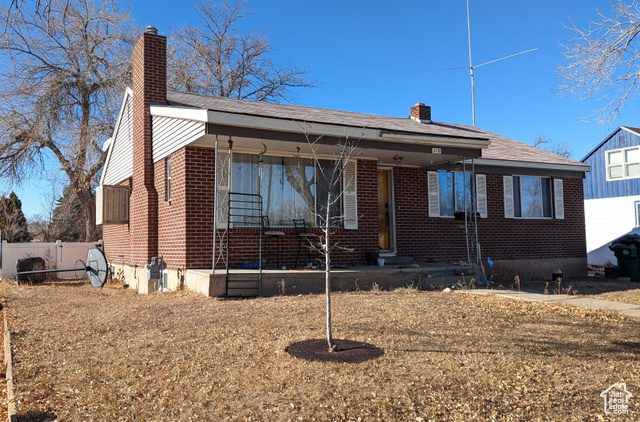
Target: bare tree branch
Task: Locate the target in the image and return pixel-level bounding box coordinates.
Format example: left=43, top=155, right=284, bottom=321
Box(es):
left=533, top=135, right=573, bottom=158
left=0, top=0, right=135, bottom=240
left=168, top=0, right=318, bottom=103
left=557, top=1, right=640, bottom=124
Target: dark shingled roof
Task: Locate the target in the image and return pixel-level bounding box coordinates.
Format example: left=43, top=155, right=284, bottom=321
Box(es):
left=164, top=91, right=588, bottom=169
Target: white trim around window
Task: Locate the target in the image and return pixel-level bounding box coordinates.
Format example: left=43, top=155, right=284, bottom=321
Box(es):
left=606, top=146, right=640, bottom=181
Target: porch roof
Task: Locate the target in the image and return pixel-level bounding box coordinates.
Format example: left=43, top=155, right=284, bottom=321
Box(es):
left=164, top=91, right=491, bottom=144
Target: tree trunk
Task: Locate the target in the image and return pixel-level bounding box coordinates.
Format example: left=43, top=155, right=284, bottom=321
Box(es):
left=325, top=192, right=336, bottom=352
left=76, top=185, right=98, bottom=242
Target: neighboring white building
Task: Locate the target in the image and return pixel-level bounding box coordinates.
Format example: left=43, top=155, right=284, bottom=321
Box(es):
left=582, top=126, right=640, bottom=265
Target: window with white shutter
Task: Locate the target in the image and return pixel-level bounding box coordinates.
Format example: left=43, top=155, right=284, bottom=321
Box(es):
left=343, top=160, right=358, bottom=229
left=554, top=179, right=564, bottom=220
left=427, top=171, right=440, bottom=217
left=503, top=176, right=514, bottom=218
left=475, top=174, right=487, bottom=218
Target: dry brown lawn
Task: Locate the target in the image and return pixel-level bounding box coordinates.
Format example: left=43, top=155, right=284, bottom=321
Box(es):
left=1, top=279, right=639, bottom=421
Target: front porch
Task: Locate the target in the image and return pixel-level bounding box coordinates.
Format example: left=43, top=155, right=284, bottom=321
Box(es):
left=184, top=262, right=483, bottom=297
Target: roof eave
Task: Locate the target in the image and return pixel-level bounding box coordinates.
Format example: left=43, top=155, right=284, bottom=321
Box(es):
left=474, top=158, right=590, bottom=173
left=149, top=104, right=490, bottom=149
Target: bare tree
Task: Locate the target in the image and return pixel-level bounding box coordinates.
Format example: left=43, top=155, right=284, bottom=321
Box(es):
left=302, top=132, right=362, bottom=352
left=0, top=0, right=135, bottom=241
left=557, top=1, right=640, bottom=124
left=533, top=136, right=573, bottom=158
left=168, top=0, right=317, bottom=102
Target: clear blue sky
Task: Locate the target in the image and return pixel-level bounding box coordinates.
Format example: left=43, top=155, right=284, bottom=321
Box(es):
left=10, top=0, right=637, bottom=220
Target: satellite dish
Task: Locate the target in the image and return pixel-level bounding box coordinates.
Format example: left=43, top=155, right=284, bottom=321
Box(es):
left=16, top=246, right=110, bottom=288
left=86, top=247, right=109, bottom=288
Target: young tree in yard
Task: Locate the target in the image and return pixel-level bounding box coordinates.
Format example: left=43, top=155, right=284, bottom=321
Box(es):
left=302, top=132, right=361, bottom=352
left=558, top=1, right=640, bottom=124
left=168, top=0, right=317, bottom=102
left=0, top=192, right=30, bottom=243
left=0, top=0, right=135, bottom=242
left=533, top=136, right=573, bottom=159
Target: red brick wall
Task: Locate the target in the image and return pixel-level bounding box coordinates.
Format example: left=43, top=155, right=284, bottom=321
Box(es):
left=105, top=148, right=587, bottom=272
left=157, top=150, right=187, bottom=269
left=393, top=168, right=586, bottom=263
left=184, top=147, right=216, bottom=268
left=103, top=179, right=132, bottom=265
left=130, top=31, right=166, bottom=266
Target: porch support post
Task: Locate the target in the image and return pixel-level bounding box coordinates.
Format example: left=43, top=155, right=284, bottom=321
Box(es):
left=212, top=134, right=219, bottom=273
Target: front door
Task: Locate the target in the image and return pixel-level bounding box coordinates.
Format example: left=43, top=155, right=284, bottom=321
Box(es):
left=377, top=170, right=392, bottom=250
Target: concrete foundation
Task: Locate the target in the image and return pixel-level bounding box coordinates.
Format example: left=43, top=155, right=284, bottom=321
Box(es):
left=490, top=257, right=587, bottom=281
left=110, top=257, right=587, bottom=297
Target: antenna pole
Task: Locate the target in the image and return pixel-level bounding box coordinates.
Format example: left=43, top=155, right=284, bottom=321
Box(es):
left=467, top=0, right=476, bottom=127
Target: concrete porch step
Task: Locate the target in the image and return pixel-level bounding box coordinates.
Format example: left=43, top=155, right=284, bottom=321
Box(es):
left=380, top=256, right=415, bottom=266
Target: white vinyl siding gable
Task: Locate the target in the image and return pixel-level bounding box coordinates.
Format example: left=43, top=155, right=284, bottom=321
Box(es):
left=102, top=95, right=133, bottom=185
left=343, top=160, right=358, bottom=230
left=152, top=116, right=206, bottom=162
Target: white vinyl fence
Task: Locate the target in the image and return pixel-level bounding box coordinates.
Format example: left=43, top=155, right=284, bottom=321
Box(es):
left=1, top=240, right=102, bottom=279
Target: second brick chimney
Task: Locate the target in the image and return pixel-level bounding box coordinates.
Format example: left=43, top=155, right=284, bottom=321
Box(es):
left=410, top=103, right=431, bottom=123
left=130, top=26, right=166, bottom=265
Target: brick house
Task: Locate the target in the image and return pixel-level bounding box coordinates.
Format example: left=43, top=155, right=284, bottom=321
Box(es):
left=98, top=28, right=589, bottom=295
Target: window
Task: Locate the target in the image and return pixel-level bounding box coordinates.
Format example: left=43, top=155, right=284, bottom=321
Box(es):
left=437, top=172, right=472, bottom=217
left=635, top=201, right=640, bottom=227
left=428, top=171, right=486, bottom=218
left=506, top=176, right=552, bottom=218
left=166, top=156, right=171, bottom=201
left=96, top=185, right=129, bottom=224
left=607, top=147, right=640, bottom=180
left=232, top=153, right=342, bottom=227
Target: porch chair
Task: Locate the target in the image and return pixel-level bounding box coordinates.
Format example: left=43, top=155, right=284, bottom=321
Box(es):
left=262, top=216, right=285, bottom=269
left=293, top=218, right=319, bottom=268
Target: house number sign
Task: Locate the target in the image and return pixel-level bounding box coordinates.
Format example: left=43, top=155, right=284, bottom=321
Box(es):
left=432, top=147, right=442, bottom=154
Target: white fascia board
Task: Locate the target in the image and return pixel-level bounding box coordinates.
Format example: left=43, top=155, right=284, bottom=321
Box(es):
left=378, top=132, right=490, bottom=149
left=473, top=158, right=590, bottom=173
left=150, top=105, right=209, bottom=122
left=100, top=88, right=133, bottom=186
left=206, top=110, right=381, bottom=140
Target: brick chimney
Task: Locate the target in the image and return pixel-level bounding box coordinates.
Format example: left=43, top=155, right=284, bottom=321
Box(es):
left=410, top=103, right=431, bottom=123
left=130, top=26, right=166, bottom=265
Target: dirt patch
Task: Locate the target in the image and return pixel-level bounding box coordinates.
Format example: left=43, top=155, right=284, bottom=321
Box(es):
left=286, top=339, right=384, bottom=363
left=1, top=280, right=640, bottom=420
